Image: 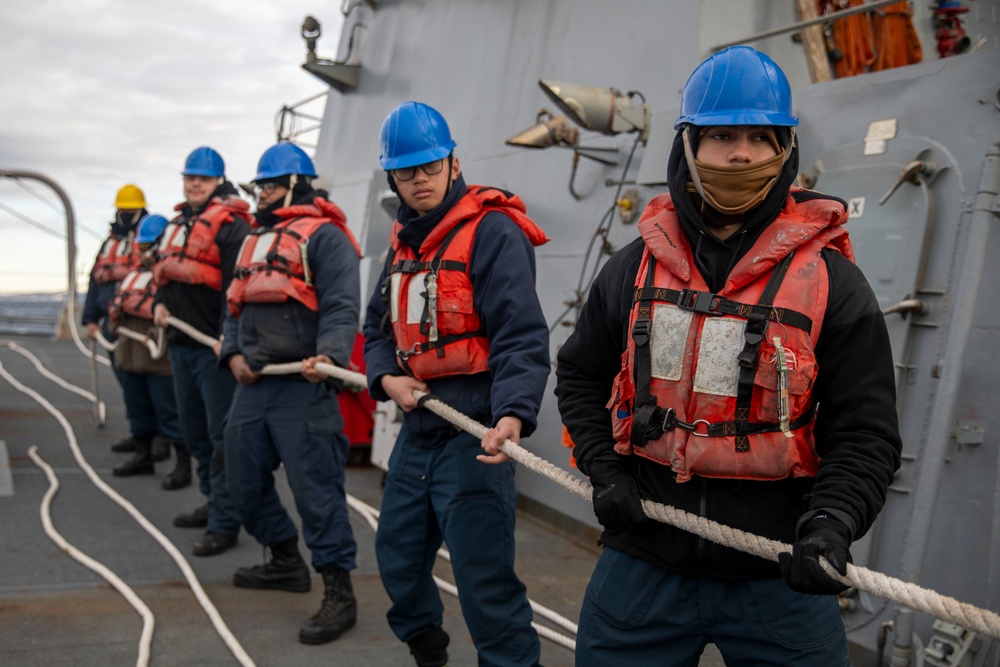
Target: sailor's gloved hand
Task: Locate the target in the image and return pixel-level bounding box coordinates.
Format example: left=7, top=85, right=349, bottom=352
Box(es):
left=779, top=512, right=853, bottom=595
left=587, top=456, right=649, bottom=532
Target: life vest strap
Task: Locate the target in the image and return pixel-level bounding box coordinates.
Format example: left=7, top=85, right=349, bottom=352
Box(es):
left=396, top=329, right=487, bottom=375
left=632, top=404, right=816, bottom=444
left=630, top=287, right=813, bottom=333
left=390, top=259, right=467, bottom=274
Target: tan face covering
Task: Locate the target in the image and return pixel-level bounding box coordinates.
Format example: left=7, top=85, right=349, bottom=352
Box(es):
left=683, top=126, right=791, bottom=216
left=687, top=151, right=785, bottom=215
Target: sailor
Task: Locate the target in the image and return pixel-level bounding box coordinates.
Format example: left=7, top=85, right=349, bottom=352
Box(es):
left=106, top=213, right=190, bottom=490
left=220, top=142, right=362, bottom=645
left=83, top=184, right=167, bottom=459
left=152, top=146, right=253, bottom=557
left=363, top=101, right=550, bottom=667
left=555, top=46, right=902, bottom=666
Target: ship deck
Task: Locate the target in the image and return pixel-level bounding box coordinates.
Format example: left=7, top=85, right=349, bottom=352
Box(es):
left=0, top=333, right=729, bottom=666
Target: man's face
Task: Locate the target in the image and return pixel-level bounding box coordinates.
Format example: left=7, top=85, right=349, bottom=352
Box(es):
left=391, top=156, right=460, bottom=216
left=695, top=126, right=778, bottom=167
left=255, top=182, right=289, bottom=210
left=183, top=174, right=219, bottom=209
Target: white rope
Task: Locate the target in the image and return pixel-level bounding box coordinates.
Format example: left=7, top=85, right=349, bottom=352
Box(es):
left=0, top=342, right=257, bottom=667
left=161, top=317, right=1000, bottom=641
left=165, top=315, right=220, bottom=349
left=95, top=330, right=117, bottom=351
left=88, top=338, right=106, bottom=426
left=26, top=445, right=155, bottom=667
left=63, top=292, right=110, bottom=368
left=114, top=325, right=168, bottom=360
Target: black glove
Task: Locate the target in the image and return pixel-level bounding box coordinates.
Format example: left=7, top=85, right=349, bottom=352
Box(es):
left=588, top=456, right=649, bottom=532
left=779, top=513, right=853, bottom=595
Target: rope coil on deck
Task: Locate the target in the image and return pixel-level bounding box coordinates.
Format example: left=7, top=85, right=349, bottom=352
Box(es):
left=78, top=317, right=1000, bottom=641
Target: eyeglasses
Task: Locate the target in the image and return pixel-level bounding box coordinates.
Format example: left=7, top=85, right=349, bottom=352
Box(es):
left=391, top=158, right=446, bottom=182
left=253, top=182, right=280, bottom=197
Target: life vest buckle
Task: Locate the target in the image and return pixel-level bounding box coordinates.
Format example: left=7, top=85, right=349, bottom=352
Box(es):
left=397, top=343, right=422, bottom=361
left=632, top=319, right=651, bottom=346
left=678, top=289, right=722, bottom=315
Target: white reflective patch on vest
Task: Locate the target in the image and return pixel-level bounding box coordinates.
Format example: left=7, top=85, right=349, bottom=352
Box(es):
left=406, top=272, right=428, bottom=324
left=131, top=272, right=153, bottom=289
left=250, top=232, right=277, bottom=264
left=100, top=239, right=115, bottom=257
left=389, top=273, right=401, bottom=322
left=165, top=223, right=187, bottom=248
left=693, top=318, right=744, bottom=397
left=650, top=305, right=693, bottom=381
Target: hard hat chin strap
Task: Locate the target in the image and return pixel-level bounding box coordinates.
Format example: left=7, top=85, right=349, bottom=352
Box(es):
left=682, top=127, right=707, bottom=201
left=283, top=174, right=298, bottom=208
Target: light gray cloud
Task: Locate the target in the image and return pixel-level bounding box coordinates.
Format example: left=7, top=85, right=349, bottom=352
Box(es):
left=0, top=0, right=342, bottom=293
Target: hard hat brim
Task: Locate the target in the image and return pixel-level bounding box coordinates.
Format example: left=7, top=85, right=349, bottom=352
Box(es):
left=381, top=142, right=455, bottom=171
left=674, top=110, right=799, bottom=130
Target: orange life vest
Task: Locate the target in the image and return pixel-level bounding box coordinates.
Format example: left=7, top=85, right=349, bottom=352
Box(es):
left=609, top=190, right=854, bottom=482
left=386, top=185, right=549, bottom=380
left=227, top=198, right=361, bottom=316
left=110, top=269, right=157, bottom=322
left=153, top=197, right=253, bottom=291
left=91, top=232, right=136, bottom=284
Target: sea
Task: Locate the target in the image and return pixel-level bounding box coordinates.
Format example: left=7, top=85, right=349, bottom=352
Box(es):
left=0, top=293, right=84, bottom=336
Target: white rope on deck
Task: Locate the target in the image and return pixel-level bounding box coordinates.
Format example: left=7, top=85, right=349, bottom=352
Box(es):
left=25, top=445, right=156, bottom=667
left=0, top=340, right=257, bottom=667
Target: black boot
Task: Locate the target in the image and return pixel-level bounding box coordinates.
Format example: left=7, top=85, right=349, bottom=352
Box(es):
left=173, top=502, right=208, bottom=528
left=110, top=435, right=140, bottom=453
left=408, top=627, right=450, bottom=667
left=298, top=566, right=357, bottom=645
left=151, top=434, right=171, bottom=462
left=162, top=443, right=192, bottom=490
left=112, top=438, right=154, bottom=476
left=233, top=538, right=311, bottom=593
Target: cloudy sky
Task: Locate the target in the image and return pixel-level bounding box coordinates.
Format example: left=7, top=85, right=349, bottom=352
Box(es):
left=0, top=0, right=344, bottom=294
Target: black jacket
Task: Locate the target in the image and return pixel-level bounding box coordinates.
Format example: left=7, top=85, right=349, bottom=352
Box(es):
left=555, top=134, right=901, bottom=579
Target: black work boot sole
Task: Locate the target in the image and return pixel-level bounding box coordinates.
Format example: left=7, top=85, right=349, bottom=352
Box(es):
left=112, top=458, right=155, bottom=476
left=298, top=615, right=356, bottom=645
left=111, top=437, right=140, bottom=453
left=233, top=566, right=311, bottom=593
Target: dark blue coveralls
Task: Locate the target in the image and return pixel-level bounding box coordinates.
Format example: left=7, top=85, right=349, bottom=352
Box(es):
left=221, top=193, right=359, bottom=572
left=154, top=182, right=249, bottom=539
left=363, top=176, right=550, bottom=667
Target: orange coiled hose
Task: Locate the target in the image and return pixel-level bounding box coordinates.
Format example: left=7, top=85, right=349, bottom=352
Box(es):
left=819, top=0, right=922, bottom=77
left=872, top=2, right=923, bottom=70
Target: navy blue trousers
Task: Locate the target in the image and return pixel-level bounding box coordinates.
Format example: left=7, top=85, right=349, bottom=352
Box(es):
left=118, top=370, right=182, bottom=442
left=225, top=377, right=356, bottom=571
left=168, top=345, right=241, bottom=537
left=376, top=424, right=540, bottom=667
left=576, top=547, right=850, bottom=666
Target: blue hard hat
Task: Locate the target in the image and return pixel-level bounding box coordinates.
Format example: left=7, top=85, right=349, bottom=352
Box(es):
left=254, top=142, right=317, bottom=181
left=379, top=101, right=457, bottom=171
left=674, top=46, right=799, bottom=129
left=136, top=214, right=169, bottom=244
left=182, top=146, right=225, bottom=177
